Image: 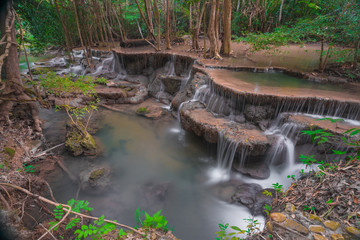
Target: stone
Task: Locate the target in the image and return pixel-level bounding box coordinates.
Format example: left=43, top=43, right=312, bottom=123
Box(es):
left=285, top=203, right=296, bottom=213
left=309, top=225, right=325, bottom=233
left=324, top=220, right=340, bottom=231
left=80, top=166, right=111, bottom=193
left=266, top=221, right=273, bottom=233
left=330, top=234, right=345, bottom=240
left=346, top=227, right=360, bottom=237
left=65, top=123, right=98, bottom=156
left=309, top=214, right=323, bottom=222
left=270, top=213, right=286, bottom=223
left=313, top=234, right=328, bottom=240
left=282, top=219, right=309, bottom=235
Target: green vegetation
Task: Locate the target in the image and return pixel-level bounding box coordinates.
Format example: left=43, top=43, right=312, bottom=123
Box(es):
left=136, top=107, right=150, bottom=114
left=216, top=218, right=261, bottom=240
left=135, top=208, right=173, bottom=232
left=2, top=147, right=15, bottom=159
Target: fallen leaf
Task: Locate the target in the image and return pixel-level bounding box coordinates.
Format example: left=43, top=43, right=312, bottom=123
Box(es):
left=354, top=196, right=359, bottom=204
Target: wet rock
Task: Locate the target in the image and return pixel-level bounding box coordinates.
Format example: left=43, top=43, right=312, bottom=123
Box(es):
left=233, top=161, right=270, bottom=179
left=171, top=72, right=208, bottom=110
left=253, top=188, right=275, bottom=216
left=324, top=220, right=340, bottom=231
left=244, top=105, right=275, bottom=126
left=80, top=166, right=111, bottom=193
left=136, top=105, right=164, bottom=119
left=140, top=182, right=171, bottom=211
left=161, top=76, right=183, bottom=96
left=180, top=102, right=270, bottom=158
left=97, top=81, right=148, bottom=104
left=231, top=183, right=264, bottom=215
left=65, top=123, right=98, bottom=156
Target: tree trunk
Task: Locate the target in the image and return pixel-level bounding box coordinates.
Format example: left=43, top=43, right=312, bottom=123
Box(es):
left=279, top=0, right=285, bottom=23
left=0, top=1, right=41, bottom=131
left=54, top=0, right=72, bottom=59
left=165, top=0, right=171, bottom=49
left=72, top=0, right=91, bottom=68
left=222, top=0, right=231, bottom=55
left=144, top=0, right=154, bottom=39
left=152, top=0, right=161, bottom=51
left=354, top=38, right=360, bottom=67
left=208, top=0, right=221, bottom=59
left=192, top=1, right=206, bottom=50
left=214, top=0, right=221, bottom=52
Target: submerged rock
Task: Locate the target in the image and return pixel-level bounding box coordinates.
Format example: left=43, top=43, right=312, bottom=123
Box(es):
left=80, top=166, right=111, bottom=193
left=65, top=123, right=98, bottom=156
left=231, top=183, right=275, bottom=216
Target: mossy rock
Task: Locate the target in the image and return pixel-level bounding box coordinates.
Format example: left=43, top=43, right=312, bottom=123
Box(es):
left=89, top=168, right=106, bottom=182
left=65, top=123, right=97, bottom=156
left=2, top=147, right=15, bottom=159
left=136, top=107, right=150, bottom=115
left=80, top=166, right=111, bottom=193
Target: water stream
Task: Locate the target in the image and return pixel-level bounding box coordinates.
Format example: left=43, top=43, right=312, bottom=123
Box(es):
left=34, top=51, right=360, bottom=239
left=48, top=111, right=259, bottom=239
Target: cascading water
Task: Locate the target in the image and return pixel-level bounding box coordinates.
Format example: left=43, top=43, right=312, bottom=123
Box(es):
left=217, top=132, right=239, bottom=172
left=167, top=55, right=175, bottom=76
left=265, top=115, right=303, bottom=166
left=92, top=53, right=114, bottom=76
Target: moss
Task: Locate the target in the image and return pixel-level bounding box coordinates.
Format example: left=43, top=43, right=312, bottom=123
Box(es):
left=65, top=125, right=97, bottom=156
left=136, top=107, right=150, bottom=114
left=2, top=147, right=15, bottom=159
left=89, top=168, right=106, bottom=181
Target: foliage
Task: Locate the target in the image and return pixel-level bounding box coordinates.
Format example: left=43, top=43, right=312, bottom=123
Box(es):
left=215, top=218, right=261, bottom=240
left=48, top=199, right=128, bottom=239
left=23, top=163, right=36, bottom=173
left=135, top=208, right=173, bottom=232
left=39, top=72, right=99, bottom=135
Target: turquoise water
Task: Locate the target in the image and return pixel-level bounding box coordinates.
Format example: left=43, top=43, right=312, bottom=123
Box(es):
left=231, top=71, right=343, bottom=92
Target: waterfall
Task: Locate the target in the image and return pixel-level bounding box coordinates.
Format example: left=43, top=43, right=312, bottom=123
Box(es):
left=265, top=115, right=303, bottom=166
left=112, top=53, right=127, bottom=79
left=216, top=132, right=240, bottom=176
left=167, top=55, right=175, bottom=76
left=92, top=53, right=114, bottom=76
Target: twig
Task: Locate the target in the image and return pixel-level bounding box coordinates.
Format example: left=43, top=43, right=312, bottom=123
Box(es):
left=274, top=231, right=285, bottom=240
left=42, top=180, right=58, bottom=203
left=39, top=223, right=57, bottom=240
left=0, top=182, right=144, bottom=236
left=38, top=204, right=72, bottom=240
left=31, top=143, right=65, bottom=159
left=20, top=197, right=27, bottom=221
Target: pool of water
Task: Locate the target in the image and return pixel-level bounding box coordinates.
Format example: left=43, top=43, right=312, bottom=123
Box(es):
left=231, top=71, right=344, bottom=92
left=19, top=54, right=53, bottom=73
left=48, top=111, right=262, bottom=239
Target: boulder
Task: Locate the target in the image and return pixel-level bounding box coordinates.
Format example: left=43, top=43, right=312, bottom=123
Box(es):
left=65, top=123, right=98, bottom=156
left=80, top=166, right=111, bottom=193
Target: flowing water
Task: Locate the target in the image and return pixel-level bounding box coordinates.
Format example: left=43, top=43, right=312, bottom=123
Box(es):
left=48, top=111, right=262, bottom=239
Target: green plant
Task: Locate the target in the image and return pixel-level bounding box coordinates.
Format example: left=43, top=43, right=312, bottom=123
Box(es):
left=23, top=163, right=36, bottom=173
left=136, top=107, right=150, bottom=114
left=287, top=174, right=296, bottom=180
left=264, top=204, right=271, bottom=216
left=0, top=163, right=4, bottom=169
left=304, top=205, right=316, bottom=213
left=48, top=199, right=128, bottom=239
left=262, top=190, right=273, bottom=197
left=135, top=208, right=173, bottom=232
left=94, top=77, right=108, bottom=85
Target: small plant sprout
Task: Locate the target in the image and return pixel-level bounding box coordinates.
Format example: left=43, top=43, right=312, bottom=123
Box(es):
left=287, top=174, right=296, bottom=180
left=304, top=205, right=316, bottom=213
left=262, top=190, right=273, bottom=197
left=264, top=204, right=271, bottom=216
left=326, top=199, right=333, bottom=204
